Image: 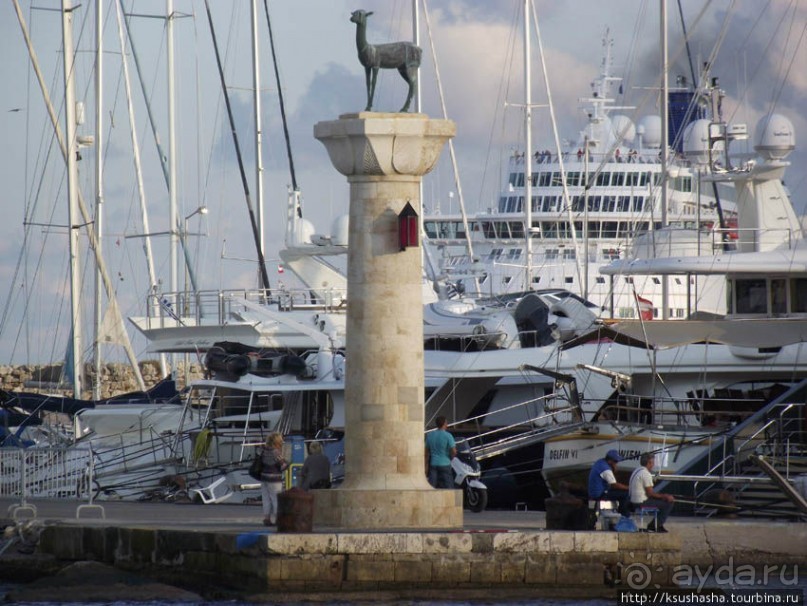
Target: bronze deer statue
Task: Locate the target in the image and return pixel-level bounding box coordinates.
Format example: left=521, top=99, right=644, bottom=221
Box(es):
left=350, top=9, right=422, bottom=113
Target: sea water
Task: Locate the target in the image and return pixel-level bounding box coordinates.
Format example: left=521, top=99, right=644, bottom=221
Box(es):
left=0, top=584, right=612, bottom=605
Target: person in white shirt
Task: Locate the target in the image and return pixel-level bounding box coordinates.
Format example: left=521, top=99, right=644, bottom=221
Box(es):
left=629, top=453, right=674, bottom=532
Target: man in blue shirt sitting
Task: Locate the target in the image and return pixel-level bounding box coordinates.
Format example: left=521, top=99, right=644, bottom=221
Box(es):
left=425, top=416, right=457, bottom=488
left=588, top=449, right=630, bottom=515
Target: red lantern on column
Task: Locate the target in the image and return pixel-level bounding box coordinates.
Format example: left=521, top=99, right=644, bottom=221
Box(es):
left=398, top=202, right=418, bottom=251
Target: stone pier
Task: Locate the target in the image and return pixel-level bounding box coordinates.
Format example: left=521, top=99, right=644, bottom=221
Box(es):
left=313, top=113, right=462, bottom=529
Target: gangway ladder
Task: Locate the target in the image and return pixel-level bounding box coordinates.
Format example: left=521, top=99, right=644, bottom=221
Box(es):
left=76, top=445, right=105, bottom=519
left=8, top=450, right=36, bottom=521
left=748, top=453, right=807, bottom=518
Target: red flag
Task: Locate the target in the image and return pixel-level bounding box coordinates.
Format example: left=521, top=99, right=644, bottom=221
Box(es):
left=635, top=294, right=654, bottom=321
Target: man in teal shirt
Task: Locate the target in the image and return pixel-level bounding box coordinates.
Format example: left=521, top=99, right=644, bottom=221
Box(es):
left=425, top=416, right=457, bottom=488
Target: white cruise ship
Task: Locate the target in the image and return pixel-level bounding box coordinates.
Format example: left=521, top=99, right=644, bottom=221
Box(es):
left=423, top=35, right=751, bottom=321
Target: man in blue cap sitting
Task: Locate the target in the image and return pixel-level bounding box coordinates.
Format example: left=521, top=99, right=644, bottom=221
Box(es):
left=588, top=449, right=630, bottom=515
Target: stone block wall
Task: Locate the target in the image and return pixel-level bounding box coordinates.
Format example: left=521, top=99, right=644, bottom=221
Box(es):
left=37, top=525, right=682, bottom=597
left=0, top=362, right=204, bottom=399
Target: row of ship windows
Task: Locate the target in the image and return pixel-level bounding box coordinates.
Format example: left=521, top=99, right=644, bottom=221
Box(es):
left=426, top=220, right=661, bottom=240
left=508, top=171, right=693, bottom=192
left=498, top=194, right=646, bottom=214
left=487, top=248, right=621, bottom=261
left=730, top=277, right=807, bottom=315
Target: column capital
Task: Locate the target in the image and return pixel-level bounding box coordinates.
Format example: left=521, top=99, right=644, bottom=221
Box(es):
left=314, top=113, right=455, bottom=178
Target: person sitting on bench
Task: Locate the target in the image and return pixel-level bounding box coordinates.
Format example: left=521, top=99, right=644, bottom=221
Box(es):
left=588, top=449, right=630, bottom=515
left=629, top=452, right=675, bottom=532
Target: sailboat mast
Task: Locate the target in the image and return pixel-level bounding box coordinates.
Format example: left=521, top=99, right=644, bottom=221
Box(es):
left=62, top=0, right=82, bottom=398
left=251, top=0, right=265, bottom=256
left=93, top=0, right=104, bottom=400
left=13, top=0, right=146, bottom=392
left=412, top=0, right=421, bottom=112
left=660, top=0, right=670, bottom=319
left=167, top=0, right=179, bottom=305
left=523, top=0, right=533, bottom=291
left=204, top=0, right=271, bottom=292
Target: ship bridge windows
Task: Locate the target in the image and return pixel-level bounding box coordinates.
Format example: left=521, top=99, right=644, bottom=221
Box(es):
left=509, top=172, right=524, bottom=187
left=562, top=249, right=576, bottom=260
left=625, top=172, right=640, bottom=187
left=616, top=196, right=631, bottom=212
left=672, top=176, right=693, bottom=192
left=603, top=196, right=616, bottom=212
left=545, top=249, right=559, bottom=260
left=507, top=248, right=523, bottom=260
left=588, top=196, right=601, bottom=211
left=488, top=248, right=504, bottom=260
left=540, top=196, right=558, bottom=212
left=541, top=222, right=557, bottom=238
left=612, top=172, right=625, bottom=186
left=602, top=222, right=618, bottom=238
left=730, top=277, right=807, bottom=315
left=426, top=221, right=469, bottom=240
left=509, top=222, right=525, bottom=238
left=791, top=279, right=807, bottom=313
left=501, top=196, right=523, bottom=213
left=772, top=279, right=787, bottom=314
left=596, top=172, right=611, bottom=186
left=551, top=172, right=564, bottom=186
left=537, top=172, right=552, bottom=187
left=633, top=196, right=645, bottom=211
left=571, top=196, right=584, bottom=212
left=735, top=279, right=767, bottom=314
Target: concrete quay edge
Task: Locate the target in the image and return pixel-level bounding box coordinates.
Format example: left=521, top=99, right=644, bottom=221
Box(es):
left=0, top=500, right=803, bottom=598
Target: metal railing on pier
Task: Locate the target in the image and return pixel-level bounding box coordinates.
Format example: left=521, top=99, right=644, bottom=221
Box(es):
left=0, top=446, right=104, bottom=519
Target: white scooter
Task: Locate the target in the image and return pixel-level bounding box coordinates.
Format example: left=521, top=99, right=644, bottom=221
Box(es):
left=452, top=441, right=488, bottom=512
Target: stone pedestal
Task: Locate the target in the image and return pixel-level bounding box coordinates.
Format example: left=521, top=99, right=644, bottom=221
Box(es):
left=313, top=113, right=462, bottom=529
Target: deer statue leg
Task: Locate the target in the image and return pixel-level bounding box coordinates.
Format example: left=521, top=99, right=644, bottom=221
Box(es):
left=398, top=65, right=418, bottom=113
left=364, top=66, right=373, bottom=111
left=367, top=67, right=379, bottom=112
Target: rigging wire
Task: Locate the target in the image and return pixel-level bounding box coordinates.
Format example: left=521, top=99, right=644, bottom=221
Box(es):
left=202, top=0, right=271, bottom=293
left=262, top=0, right=300, bottom=203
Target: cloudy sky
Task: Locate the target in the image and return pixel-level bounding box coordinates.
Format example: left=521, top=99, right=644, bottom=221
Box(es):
left=0, top=0, right=805, bottom=366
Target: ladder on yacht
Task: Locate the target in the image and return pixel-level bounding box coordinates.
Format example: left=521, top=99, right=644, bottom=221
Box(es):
left=656, top=379, right=807, bottom=519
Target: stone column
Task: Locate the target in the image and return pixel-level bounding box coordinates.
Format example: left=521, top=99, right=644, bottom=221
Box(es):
left=312, top=113, right=462, bottom=529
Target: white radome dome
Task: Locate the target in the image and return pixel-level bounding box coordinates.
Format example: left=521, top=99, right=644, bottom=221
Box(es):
left=638, top=115, right=662, bottom=148
left=682, top=119, right=712, bottom=165
left=755, top=114, right=795, bottom=160
left=331, top=214, right=349, bottom=246
left=296, top=218, right=316, bottom=245
left=582, top=116, right=613, bottom=153
left=610, top=115, right=636, bottom=144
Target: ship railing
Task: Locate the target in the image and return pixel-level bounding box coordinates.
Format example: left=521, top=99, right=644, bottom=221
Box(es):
left=143, top=287, right=348, bottom=329
left=0, top=446, right=105, bottom=519
left=594, top=394, right=759, bottom=429
left=710, top=226, right=796, bottom=251
left=444, top=392, right=584, bottom=461
left=424, top=330, right=514, bottom=352
left=683, top=401, right=806, bottom=517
